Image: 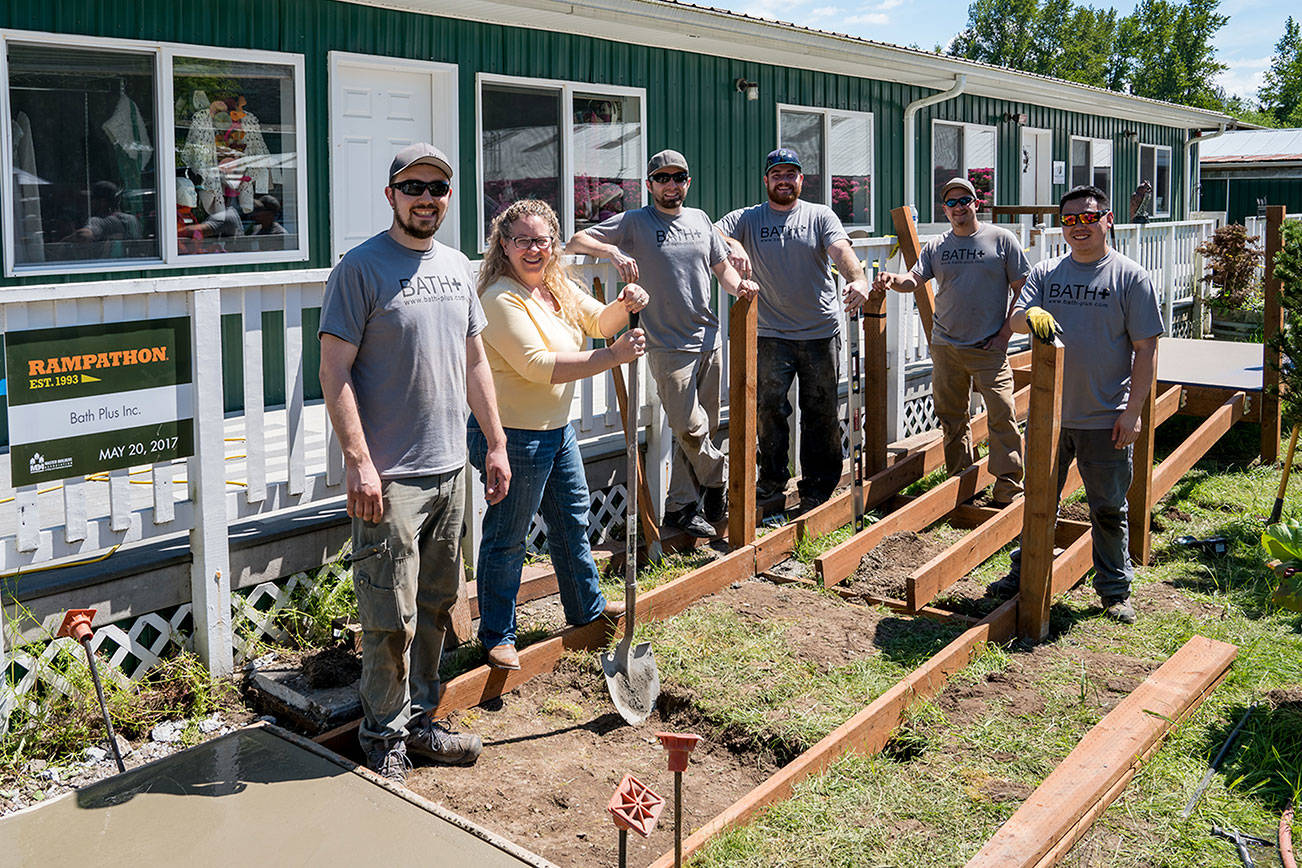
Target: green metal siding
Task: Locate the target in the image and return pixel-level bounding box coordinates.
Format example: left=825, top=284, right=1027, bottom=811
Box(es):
left=1200, top=176, right=1302, bottom=224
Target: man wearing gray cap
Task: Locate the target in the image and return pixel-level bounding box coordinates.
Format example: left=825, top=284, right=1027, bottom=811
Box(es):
left=874, top=177, right=1030, bottom=505
left=566, top=149, right=757, bottom=538
left=319, top=143, right=510, bottom=783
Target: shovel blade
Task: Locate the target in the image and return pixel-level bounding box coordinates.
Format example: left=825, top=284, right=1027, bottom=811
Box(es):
left=601, top=642, right=660, bottom=726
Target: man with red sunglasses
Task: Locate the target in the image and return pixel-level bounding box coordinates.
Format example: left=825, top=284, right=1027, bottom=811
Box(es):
left=875, top=177, right=1030, bottom=506
left=992, top=184, right=1164, bottom=625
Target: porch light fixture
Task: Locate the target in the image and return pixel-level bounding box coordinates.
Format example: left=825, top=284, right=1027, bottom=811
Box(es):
left=1002, top=111, right=1028, bottom=124
left=1122, top=129, right=1138, bottom=140
left=735, top=78, right=759, bottom=101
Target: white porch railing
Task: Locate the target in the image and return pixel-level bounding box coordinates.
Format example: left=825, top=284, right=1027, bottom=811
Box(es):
left=0, top=217, right=1217, bottom=677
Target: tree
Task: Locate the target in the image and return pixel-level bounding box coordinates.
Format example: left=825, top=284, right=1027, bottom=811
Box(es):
left=1122, top=0, right=1227, bottom=109
left=1259, top=17, right=1302, bottom=127
left=949, top=0, right=1042, bottom=72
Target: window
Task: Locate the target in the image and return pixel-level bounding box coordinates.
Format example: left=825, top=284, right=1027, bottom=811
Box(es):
left=1137, top=144, right=1172, bottom=218
left=1, top=31, right=308, bottom=276
left=931, top=121, right=995, bottom=218
left=777, top=106, right=874, bottom=229
left=478, top=75, right=645, bottom=247
left=1069, top=137, right=1112, bottom=203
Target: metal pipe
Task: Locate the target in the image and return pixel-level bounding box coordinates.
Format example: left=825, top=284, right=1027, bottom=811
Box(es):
left=904, top=74, right=967, bottom=215
left=674, top=770, right=683, bottom=868
left=81, top=635, right=126, bottom=773
left=1184, top=122, right=1227, bottom=219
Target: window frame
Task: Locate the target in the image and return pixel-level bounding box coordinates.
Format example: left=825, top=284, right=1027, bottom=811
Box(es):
left=475, top=72, right=647, bottom=252
left=775, top=104, right=876, bottom=232
left=931, top=119, right=997, bottom=220
left=1137, top=143, right=1173, bottom=218
left=0, top=29, right=309, bottom=278
left=1069, top=135, right=1113, bottom=202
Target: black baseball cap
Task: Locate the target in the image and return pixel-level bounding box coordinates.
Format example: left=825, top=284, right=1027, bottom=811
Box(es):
left=765, top=148, right=802, bottom=174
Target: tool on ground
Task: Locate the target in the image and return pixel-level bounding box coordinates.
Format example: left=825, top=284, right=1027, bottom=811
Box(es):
left=1181, top=702, right=1255, bottom=818
left=1282, top=805, right=1297, bottom=868
left=607, top=772, right=665, bottom=868
left=603, top=310, right=661, bottom=726
left=1270, top=423, right=1301, bottom=525
left=1211, top=825, right=1274, bottom=868
left=1173, top=534, right=1231, bottom=557
left=656, top=731, right=702, bottom=868
left=56, top=608, right=126, bottom=774
left=594, top=277, right=662, bottom=563
left=847, top=307, right=866, bottom=532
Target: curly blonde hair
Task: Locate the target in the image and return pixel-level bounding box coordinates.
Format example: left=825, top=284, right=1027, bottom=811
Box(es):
left=478, top=199, right=587, bottom=328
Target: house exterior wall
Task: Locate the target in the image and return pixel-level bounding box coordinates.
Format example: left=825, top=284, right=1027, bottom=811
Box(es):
left=1200, top=175, right=1302, bottom=224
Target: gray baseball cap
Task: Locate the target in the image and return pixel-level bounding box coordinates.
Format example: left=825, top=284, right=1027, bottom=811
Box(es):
left=647, top=149, right=689, bottom=175
left=940, top=177, right=977, bottom=199
left=389, top=143, right=454, bottom=182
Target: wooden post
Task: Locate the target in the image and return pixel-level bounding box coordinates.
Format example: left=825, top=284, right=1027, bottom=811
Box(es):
left=1019, top=337, right=1064, bottom=643
left=890, top=205, right=936, bottom=343
left=729, top=295, right=758, bottom=547
left=863, top=286, right=889, bottom=476
left=188, top=288, right=234, bottom=676
left=1127, top=365, right=1158, bottom=566
left=1263, top=205, right=1285, bottom=463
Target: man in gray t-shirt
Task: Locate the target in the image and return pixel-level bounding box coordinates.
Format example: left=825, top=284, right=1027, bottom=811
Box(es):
left=319, top=144, right=510, bottom=780
left=994, top=184, right=1164, bottom=625
left=715, top=147, right=872, bottom=509
left=875, top=177, right=1031, bottom=505
left=567, top=149, right=757, bottom=538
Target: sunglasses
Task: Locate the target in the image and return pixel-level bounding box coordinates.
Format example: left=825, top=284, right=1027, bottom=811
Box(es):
left=392, top=179, right=451, bottom=198
left=649, top=171, right=690, bottom=184
left=943, top=195, right=975, bottom=208
left=508, top=235, right=554, bottom=251
left=1060, top=210, right=1110, bottom=226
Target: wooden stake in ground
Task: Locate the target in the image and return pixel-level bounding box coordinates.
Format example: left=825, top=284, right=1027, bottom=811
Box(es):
left=1126, top=362, right=1158, bottom=565
left=862, top=286, right=889, bottom=478
left=729, top=295, right=757, bottom=547
left=890, top=205, right=936, bottom=343
left=1019, top=336, right=1064, bottom=642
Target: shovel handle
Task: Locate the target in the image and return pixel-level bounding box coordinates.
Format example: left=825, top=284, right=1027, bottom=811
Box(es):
left=623, top=311, right=640, bottom=644
left=1271, top=423, right=1300, bottom=526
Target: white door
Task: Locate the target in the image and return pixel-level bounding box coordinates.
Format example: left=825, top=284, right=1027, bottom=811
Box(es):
left=329, top=54, right=459, bottom=259
left=1020, top=129, right=1052, bottom=206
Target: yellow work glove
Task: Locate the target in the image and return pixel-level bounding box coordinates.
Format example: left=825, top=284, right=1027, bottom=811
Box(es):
left=1024, top=306, right=1062, bottom=343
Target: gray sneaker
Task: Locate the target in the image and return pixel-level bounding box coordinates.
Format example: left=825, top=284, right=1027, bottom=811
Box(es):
left=664, top=506, right=718, bottom=539
left=986, top=573, right=1020, bottom=599
left=407, top=716, right=482, bottom=766
left=366, top=739, right=411, bottom=784
left=1103, top=597, right=1136, bottom=624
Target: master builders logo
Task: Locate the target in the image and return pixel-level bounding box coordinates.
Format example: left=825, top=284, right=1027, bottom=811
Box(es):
left=29, top=452, right=72, bottom=475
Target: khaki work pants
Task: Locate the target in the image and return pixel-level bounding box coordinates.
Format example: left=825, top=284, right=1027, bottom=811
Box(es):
left=929, top=342, right=1024, bottom=502
left=647, top=346, right=726, bottom=513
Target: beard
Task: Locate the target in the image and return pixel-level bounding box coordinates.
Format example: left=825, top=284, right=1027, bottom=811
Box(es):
left=393, top=205, right=441, bottom=239
left=767, top=185, right=798, bottom=206
left=652, top=189, right=684, bottom=209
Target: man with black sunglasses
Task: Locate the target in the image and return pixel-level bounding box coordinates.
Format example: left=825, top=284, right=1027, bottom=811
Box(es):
left=874, top=177, right=1030, bottom=506
left=319, top=143, right=510, bottom=782
left=992, top=184, right=1164, bottom=625
left=715, top=148, right=873, bottom=512
left=566, top=149, right=758, bottom=539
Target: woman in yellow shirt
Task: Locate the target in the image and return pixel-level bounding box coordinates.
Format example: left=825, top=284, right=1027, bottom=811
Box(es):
left=469, top=199, right=648, bottom=670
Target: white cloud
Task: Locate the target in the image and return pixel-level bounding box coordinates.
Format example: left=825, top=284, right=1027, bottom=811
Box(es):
left=1217, top=55, right=1271, bottom=101
left=845, top=11, right=890, bottom=25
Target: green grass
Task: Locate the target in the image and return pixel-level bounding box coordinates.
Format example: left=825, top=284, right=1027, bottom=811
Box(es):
left=686, top=428, right=1302, bottom=867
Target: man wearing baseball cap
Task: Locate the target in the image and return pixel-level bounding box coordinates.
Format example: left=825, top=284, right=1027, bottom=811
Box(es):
left=874, top=177, right=1030, bottom=505
left=319, top=143, right=510, bottom=782
left=716, top=148, right=874, bottom=511
left=566, top=149, right=758, bottom=538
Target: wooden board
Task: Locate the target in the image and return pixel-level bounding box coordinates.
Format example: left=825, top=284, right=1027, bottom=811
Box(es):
left=1127, top=366, right=1158, bottom=565
left=966, top=635, right=1237, bottom=868
left=1019, top=338, right=1064, bottom=642
left=863, top=289, right=889, bottom=476
left=648, top=597, right=1020, bottom=868
left=1153, top=392, right=1246, bottom=499
left=729, top=295, right=758, bottom=546
left=891, top=205, right=936, bottom=342
left=1173, top=384, right=1258, bottom=422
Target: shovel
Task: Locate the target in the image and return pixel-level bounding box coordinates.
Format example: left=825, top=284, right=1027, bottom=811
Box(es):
left=603, top=311, right=660, bottom=725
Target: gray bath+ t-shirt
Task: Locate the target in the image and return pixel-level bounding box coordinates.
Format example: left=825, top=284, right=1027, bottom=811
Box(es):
left=319, top=231, right=486, bottom=478
left=1016, top=249, right=1165, bottom=429
left=715, top=200, right=849, bottom=340
left=585, top=205, right=728, bottom=351
left=911, top=223, right=1030, bottom=347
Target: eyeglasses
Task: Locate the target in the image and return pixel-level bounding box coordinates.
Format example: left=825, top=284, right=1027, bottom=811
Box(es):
left=649, top=171, right=690, bottom=184
left=508, top=235, right=554, bottom=250
left=1060, top=210, right=1110, bottom=226
left=392, top=179, right=451, bottom=198
left=943, top=195, right=976, bottom=208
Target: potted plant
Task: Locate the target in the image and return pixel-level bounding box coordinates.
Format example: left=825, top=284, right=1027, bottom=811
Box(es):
left=1197, top=224, right=1264, bottom=340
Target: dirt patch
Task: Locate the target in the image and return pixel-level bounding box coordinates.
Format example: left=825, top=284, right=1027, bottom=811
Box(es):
left=1266, top=686, right=1302, bottom=708
left=843, top=531, right=952, bottom=600
left=1150, top=506, right=1193, bottom=533
left=301, top=644, right=363, bottom=689
left=728, top=576, right=888, bottom=669
left=1132, top=581, right=1226, bottom=619
left=1059, top=501, right=1091, bottom=523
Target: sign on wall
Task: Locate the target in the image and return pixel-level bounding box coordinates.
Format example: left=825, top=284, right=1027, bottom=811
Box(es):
left=5, top=317, right=194, bottom=486
left=1052, top=161, right=1066, bottom=185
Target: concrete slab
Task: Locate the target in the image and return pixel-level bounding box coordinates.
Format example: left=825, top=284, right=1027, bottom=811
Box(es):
left=0, top=724, right=555, bottom=868
left=1157, top=337, right=1264, bottom=392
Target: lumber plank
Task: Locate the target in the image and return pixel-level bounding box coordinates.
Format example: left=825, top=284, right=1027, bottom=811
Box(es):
left=1264, top=205, right=1285, bottom=463
left=816, top=459, right=995, bottom=587
left=1127, top=365, right=1159, bottom=565
left=1020, top=338, right=1064, bottom=642
left=649, top=597, right=1020, bottom=868
left=966, top=635, right=1237, bottom=868
left=891, top=205, right=935, bottom=342
left=863, top=288, right=889, bottom=476
left=729, top=295, right=758, bottom=547
left=1153, top=392, right=1246, bottom=499
left=1173, top=384, right=1259, bottom=422
left=1050, top=528, right=1095, bottom=597
left=755, top=522, right=801, bottom=574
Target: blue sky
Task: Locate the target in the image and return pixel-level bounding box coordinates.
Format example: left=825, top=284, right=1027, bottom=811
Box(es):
left=704, top=0, right=1287, bottom=101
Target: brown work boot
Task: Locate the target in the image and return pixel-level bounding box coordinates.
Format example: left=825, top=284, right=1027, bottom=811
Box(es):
left=601, top=598, right=626, bottom=620
left=406, top=716, right=482, bottom=766
left=365, top=739, right=411, bottom=785
left=486, top=643, right=520, bottom=670
left=1102, top=597, right=1136, bottom=624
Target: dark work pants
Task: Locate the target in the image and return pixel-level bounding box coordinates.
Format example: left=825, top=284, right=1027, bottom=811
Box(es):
left=757, top=335, right=842, bottom=503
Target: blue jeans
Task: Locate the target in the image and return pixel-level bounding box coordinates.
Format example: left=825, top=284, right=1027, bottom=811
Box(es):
left=757, top=335, right=843, bottom=502
left=1008, top=427, right=1133, bottom=600
left=468, top=420, right=607, bottom=649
